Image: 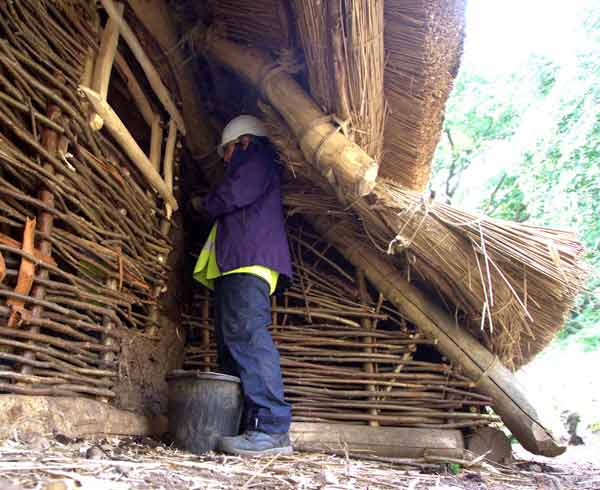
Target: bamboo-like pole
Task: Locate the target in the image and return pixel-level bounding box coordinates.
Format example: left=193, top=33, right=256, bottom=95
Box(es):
left=309, top=214, right=565, bottom=457
left=204, top=32, right=378, bottom=198
left=20, top=103, right=61, bottom=376
left=114, top=52, right=155, bottom=127
left=163, top=119, right=177, bottom=219
left=79, top=86, right=178, bottom=211
left=99, top=0, right=186, bottom=134
left=92, top=2, right=124, bottom=100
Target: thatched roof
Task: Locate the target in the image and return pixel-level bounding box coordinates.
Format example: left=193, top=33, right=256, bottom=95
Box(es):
left=172, top=0, right=587, bottom=370
left=206, top=0, right=464, bottom=190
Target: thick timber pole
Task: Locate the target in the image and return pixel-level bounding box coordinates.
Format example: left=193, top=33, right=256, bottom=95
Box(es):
left=309, top=214, right=565, bottom=457
left=204, top=34, right=378, bottom=198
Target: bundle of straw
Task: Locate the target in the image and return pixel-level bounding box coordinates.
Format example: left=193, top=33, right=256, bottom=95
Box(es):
left=382, top=0, right=465, bottom=189
left=291, top=0, right=386, bottom=161
left=264, top=107, right=588, bottom=370
left=210, top=0, right=294, bottom=51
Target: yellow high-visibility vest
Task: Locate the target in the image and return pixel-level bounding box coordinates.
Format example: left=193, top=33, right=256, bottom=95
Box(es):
left=193, top=224, right=279, bottom=295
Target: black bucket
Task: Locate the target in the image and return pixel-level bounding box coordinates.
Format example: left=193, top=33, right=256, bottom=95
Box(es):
left=166, top=370, right=243, bottom=454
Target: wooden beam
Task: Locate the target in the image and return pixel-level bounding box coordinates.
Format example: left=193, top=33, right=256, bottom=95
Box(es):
left=291, top=422, right=464, bottom=459
left=205, top=34, right=378, bottom=198
left=99, top=0, right=186, bottom=135
left=114, top=52, right=156, bottom=126
left=79, top=86, right=178, bottom=212
left=309, top=214, right=565, bottom=457
left=92, top=2, right=124, bottom=100
left=149, top=115, right=163, bottom=171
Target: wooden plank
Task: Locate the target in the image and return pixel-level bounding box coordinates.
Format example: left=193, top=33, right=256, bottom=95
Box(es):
left=0, top=395, right=166, bottom=439
left=79, top=86, right=178, bottom=211
left=291, top=422, right=464, bottom=458
left=99, top=0, right=186, bottom=134
left=309, top=214, right=565, bottom=457
left=92, top=2, right=124, bottom=100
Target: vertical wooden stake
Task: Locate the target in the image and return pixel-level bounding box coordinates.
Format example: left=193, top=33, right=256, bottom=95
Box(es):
left=357, top=269, right=379, bottom=426
left=92, top=2, right=124, bottom=100
left=20, top=103, right=61, bottom=376
left=146, top=118, right=176, bottom=334
left=149, top=115, right=163, bottom=171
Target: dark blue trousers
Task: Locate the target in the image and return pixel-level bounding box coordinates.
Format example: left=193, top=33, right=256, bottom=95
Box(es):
left=214, top=274, right=291, bottom=434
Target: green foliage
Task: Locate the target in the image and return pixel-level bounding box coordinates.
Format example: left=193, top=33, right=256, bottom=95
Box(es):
left=432, top=2, right=600, bottom=348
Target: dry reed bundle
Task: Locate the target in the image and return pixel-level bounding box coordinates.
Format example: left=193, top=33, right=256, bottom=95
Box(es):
left=184, top=223, right=497, bottom=429
left=382, top=0, right=465, bottom=189
left=210, top=0, right=295, bottom=51
left=289, top=0, right=332, bottom=110
left=0, top=0, right=175, bottom=398
left=264, top=104, right=587, bottom=369
left=290, top=0, right=386, bottom=161
left=371, top=182, right=588, bottom=366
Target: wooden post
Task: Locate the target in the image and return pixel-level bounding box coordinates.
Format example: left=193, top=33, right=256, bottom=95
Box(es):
left=357, top=269, right=379, bottom=427
left=92, top=2, right=124, bottom=100
left=79, top=86, right=178, bottom=211
left=162, top=119, right=177, bottom=219
left=145, top=118, right=176, bottom=333
left=204, top=33, right=378, bottom=198
left=99, top=0, right=186, bottom=134
left=149, top=115, right=163, bottom=171
left=309, top=214, right=565, bottom=457
left=20, top=104, right=60, bottom=375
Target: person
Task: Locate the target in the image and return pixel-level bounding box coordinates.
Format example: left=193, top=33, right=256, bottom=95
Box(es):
left=191, top=115, right=293, bottom=456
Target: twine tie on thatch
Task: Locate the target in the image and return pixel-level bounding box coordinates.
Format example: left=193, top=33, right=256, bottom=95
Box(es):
left=387, top=194, right=431, bottom=255
left=295, top=114, right=353, bottom=186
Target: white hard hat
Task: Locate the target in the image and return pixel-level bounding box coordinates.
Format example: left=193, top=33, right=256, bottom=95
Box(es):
left=218, top=115, right=269, bottom=156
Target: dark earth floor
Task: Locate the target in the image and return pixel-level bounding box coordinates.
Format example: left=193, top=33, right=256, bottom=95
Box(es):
left=0, top=435, right=598, bottom=490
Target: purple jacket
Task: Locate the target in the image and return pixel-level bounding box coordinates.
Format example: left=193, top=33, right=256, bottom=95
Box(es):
left=201, top=143, right=293, bottom=284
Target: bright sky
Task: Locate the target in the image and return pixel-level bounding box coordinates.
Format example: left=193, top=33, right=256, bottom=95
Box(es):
left=452, top=0, right=593, bottom=210
left=463, top=0, right=589, bottom=74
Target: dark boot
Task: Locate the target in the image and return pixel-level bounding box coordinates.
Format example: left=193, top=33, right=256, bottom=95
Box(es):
left=218, top=430, right=293, bottom=456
